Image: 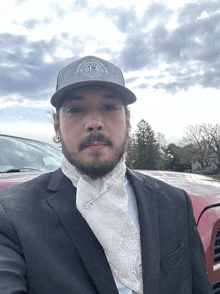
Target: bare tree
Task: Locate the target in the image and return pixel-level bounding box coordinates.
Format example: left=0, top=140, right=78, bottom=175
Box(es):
left=183, top=124, right=220, bottom=173
left=155, top=132, right=167, bottom=150
left=202, top=124, right=220, bottom=172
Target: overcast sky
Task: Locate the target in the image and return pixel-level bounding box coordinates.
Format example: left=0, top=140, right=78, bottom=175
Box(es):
left=1, top=0, right=220, bottom=144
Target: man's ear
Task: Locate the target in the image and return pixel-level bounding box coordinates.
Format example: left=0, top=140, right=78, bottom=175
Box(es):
left=126, top=110, right=131, bottom=133
left=53, top=113, right=60, bottom=134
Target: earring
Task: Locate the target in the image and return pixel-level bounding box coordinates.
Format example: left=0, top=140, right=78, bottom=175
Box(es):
left=54, top=133, right=61, bottom=143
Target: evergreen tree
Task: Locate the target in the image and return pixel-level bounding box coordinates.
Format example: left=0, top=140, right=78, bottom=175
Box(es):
left=126, top=119, right=160, bottom=170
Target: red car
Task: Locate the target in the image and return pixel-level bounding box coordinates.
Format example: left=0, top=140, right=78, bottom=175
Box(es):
left=0, top=134, right=63, bottom=189
left=138, top=170, right=220, bottom=292
left=0, top=135, right=219, bottom=291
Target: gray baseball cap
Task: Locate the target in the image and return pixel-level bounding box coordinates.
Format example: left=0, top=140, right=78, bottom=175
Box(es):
left=50, top=56, right=136, bottom=108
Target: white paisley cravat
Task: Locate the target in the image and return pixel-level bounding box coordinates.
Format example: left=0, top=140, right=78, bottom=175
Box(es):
left=61, top=157, right=143, bottom=294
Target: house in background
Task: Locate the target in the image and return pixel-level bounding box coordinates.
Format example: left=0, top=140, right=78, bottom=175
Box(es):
left=191, top=153, right=219, bottom=173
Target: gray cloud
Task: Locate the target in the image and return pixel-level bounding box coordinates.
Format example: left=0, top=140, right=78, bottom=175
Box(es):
left=114, top=1, right=220, bottom=94
left=0, top=33, right=83, bottom=104
left=23, top=18, right=52, bottom=30
left=101, top=6, right=138, bottom=34
left=97, top=3, right=172, bottom=35
left=141, top=3, right=173, bottom=25
left=23, top=19, right=39, bottom=30
left=75, top=0, right=88, bottom=9
left=119, top=35, right=153, bottom=71
left=15, top=0, right=27, bottom=6
left=49, top=3, right=66, bottom=20
left=0, top=107, right=51, bottom=123
left=177, top=1, right=220, bottom=24
left=2, top=0, right=220, bottom=105
left=125, top=77, right=139, bottom=84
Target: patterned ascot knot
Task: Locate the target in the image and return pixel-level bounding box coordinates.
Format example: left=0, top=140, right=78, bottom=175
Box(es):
left=61, top=157, right=143, bottom=293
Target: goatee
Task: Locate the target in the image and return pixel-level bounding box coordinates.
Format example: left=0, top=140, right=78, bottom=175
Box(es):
left=61, top=133, right=128, bottom=180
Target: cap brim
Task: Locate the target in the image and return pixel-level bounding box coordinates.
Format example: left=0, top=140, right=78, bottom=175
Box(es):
left=50, top=80, right=136, bottom=108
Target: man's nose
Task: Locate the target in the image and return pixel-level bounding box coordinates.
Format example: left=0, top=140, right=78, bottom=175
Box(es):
left=85, top=114, right=104, bottom=133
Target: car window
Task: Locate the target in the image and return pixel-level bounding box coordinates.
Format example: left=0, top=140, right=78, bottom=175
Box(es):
left=0, top=135, right=63, bottom=172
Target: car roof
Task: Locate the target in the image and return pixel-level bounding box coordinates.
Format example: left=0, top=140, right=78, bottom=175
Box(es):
left=0, top=134, right=55, bottom=146
left=136, top=170, right=220, bottom=221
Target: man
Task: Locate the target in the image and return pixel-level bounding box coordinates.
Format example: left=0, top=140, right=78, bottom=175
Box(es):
left=0, top=56, right=213, bottom=294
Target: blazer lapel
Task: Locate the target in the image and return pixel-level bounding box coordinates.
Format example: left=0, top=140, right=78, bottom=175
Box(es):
left=44, top=168, right=160, bottom=294
left=127, top=169, right=160, bottom=294
left=45, top=169, right=118, bottom=294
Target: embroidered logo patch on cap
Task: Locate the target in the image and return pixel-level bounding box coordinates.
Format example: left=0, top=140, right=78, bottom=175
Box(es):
left=75, top=58, right=109, bottom=77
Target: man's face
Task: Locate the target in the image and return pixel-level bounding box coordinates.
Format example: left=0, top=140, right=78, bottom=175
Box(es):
left=54, top=87, right=131, bottom=179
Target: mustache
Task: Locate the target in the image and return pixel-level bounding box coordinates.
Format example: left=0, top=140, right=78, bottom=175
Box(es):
left=78, top=133, right=113, bottom=151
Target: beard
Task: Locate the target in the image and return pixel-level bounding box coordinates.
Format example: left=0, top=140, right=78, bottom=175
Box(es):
left=61, top=132, right=129, bottom=180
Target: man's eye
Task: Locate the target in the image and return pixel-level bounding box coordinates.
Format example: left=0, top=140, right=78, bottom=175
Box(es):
left=103, top=105, right=117, bottom=111
left=68, top=107, right=84, bottom=113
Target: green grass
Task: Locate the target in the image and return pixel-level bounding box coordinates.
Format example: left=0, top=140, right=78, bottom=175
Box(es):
left=207, top=174, right=220, bottom=180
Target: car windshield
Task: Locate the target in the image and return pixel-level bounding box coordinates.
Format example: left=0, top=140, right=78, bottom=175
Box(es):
left=0, top=135, right=63, bottom=173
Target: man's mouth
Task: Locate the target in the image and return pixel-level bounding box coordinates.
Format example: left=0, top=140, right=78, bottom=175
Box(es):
left=79, top=134, right=113, bottom=152
left=88, top=142, right=107, bottom=151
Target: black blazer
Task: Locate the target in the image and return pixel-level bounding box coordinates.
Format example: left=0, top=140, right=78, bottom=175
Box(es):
left=0, top=168, right=213, bottom=294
